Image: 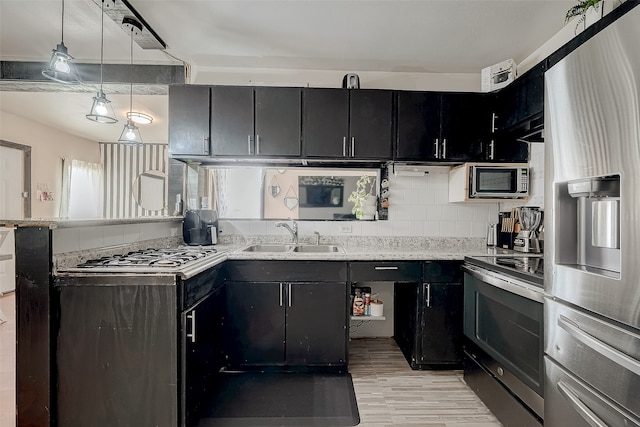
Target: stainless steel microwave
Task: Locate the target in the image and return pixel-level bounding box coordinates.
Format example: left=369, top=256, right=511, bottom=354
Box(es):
left=449, top=163, right=529, bottom=202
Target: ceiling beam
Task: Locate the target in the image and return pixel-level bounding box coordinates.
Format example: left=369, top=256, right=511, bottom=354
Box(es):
left=0, top=61, right=185, bottom=94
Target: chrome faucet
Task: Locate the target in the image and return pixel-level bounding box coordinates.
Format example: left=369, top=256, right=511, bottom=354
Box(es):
left=276, top=219, right=298, bottom=244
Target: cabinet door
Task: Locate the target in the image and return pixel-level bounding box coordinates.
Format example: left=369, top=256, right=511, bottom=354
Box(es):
left=348, top=89, right=393, bottom=159
left=254, top=87, right=301, bottom=157
left=210, top=86, right=254, bottom=156
left=182, top=286, right=224, bottom=426
left=418, top=282, right=463, bottom=364
left=396, top=91, right=440, bottom=160
left=285, top=282, right=348, bottom=366
left=225, top=282, right=285, bottom=366
left=440, top=93, right=491, bottom=161
left=521, top=64, right=544, bottom=121
left=490, top=139, right=529, bottom=162
left=494, top=82, right=518, bottom=132
left=303, top=88, right=350, bottom=158
left=168, top=85, right=210, bottom=156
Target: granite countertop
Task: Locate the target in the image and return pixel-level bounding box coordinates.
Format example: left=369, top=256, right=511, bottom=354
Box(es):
left=1, top=216, right=183, bottom=229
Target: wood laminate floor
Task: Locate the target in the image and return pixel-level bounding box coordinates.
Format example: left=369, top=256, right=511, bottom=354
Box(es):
left=0, top=296, right=501, bottom=427
left=349, top=338, right=502, bottom=427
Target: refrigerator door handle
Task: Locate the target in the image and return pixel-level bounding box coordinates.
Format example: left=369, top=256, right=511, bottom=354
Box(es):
left=556, top=381, right=608, bottom=427
left=558, top=314, right=640, bottom=377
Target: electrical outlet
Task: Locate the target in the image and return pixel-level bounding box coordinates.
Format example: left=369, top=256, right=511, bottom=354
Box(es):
left=339, top=224, right=352, bottom=233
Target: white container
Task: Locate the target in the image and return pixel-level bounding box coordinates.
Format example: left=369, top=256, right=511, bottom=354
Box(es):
left=370, top=300, right=384, bottom=317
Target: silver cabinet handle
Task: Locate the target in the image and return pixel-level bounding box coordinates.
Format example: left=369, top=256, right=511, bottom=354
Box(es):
left=558, top=315, right=640, bottom=377
left=442, top=139, right=447, bottom=159
left=288, top=283, right=292, bottom=307
left=434, top=138, right=439, bottom=158
left=492, top=112, right=498, bottom=133
left=425, top=283, right=431, bottom=308
left=351, top=136, right=355, bottom=157
left=557, top=381, right=608, bottom=427
left=342, top=137, right=347, bottom=157
left=203, top=136, right=208, bottom=154
left=187, top=311, right=196, bottom=343
left=247, top=135, right=252, bottom=155
left=490, top=140, right=495, bottom=160
left=374, top=266, right=399, bottom=270
left=256, top=134, right=260, bottom=155
left=279, top=283, right=283, bottom=307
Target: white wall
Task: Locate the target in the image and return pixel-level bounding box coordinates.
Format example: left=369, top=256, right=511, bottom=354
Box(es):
left=193, top=67, right=480, bottom=92
left=0, top=111, right=100, bottom=219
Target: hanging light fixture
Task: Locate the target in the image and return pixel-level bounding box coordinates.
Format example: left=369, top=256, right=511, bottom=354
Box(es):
left=42, top=0, right=82, bottom=84
left=118, top=17, right=143, bottom=145
left=86, top=0, right=117, bottom=124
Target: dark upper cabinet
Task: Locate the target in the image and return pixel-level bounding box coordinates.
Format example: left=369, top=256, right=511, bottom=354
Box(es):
left=440, top=93, right=492, bottom=161
left=348, top=89, right=394, bottom=159
left=494, top=62, right=545, bottom=132
left=303, top=88, right=393, bottom=159
left=396, top=91, right=440, bottom=160
left=210, top=86, right=255, bottom=156
left=396, top=91, right=491, bottom=162
left=210, top=86, right=302, bottom=157
left=168, top=85, right=211, bottom=157
left=254, top=87, right=302, bottom=156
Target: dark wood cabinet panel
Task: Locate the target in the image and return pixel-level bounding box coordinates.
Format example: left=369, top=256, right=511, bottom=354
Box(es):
left=396, top=91, right=440, bottom=160
left=210, top=86, right=254, bottom=156
left=168, top=85, right=210, bottom=156
left=182, top=286, right=225, bottom=427
left=440, top=92, right=491, bottom=162
left=418, top=282, right=463, bottom=364
left=225, top=281, right=286, bottom=366
left=303, top=88, right=350, bottom=158
left=286, top=282, right=348, bottom=365
left=348, top=89, right=394, bottom=159
left=255, top=87, right=302, bottom=156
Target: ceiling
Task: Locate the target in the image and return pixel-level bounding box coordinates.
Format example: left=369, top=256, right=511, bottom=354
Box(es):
left=0, top=0, right=576, bottom=145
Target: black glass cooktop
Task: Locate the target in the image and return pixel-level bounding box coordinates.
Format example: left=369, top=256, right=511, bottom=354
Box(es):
left=465, top=255, right=544, bottom=287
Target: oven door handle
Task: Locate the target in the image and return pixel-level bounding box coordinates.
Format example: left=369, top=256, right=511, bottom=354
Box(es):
left=462, top=264, right=544, bottom=303
left=558, top=314, right=640, bottom=377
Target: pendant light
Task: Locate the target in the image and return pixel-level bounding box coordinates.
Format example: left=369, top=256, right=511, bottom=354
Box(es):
left=42, top=0, right=82, bottom=84
left=86, top=0, right=117, bottom=124
left=118, top=17, right=143, bottom=145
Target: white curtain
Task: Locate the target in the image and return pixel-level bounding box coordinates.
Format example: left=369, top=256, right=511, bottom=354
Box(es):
left=60, top=159, right=103, bottom=219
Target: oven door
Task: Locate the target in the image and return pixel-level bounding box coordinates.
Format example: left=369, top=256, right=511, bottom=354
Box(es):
left=463, top=265, right=544, bottom=416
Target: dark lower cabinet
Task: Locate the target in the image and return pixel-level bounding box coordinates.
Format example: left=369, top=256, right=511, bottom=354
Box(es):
left=225, top=282, right=286, bottom=365
left=225, top=281, right=348, bottom=369
left=182, top=284, right=226, bottom=427
left=54, top=267, right=225, bottom=427
left=394, top=261, right=463, bottom=369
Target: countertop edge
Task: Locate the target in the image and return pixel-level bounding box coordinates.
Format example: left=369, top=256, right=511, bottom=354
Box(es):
left=1, top=216, right=183, bottom=229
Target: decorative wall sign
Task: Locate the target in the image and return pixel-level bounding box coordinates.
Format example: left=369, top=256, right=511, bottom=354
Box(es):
left=269, top=175, right=281, bottom=198
left=284, top=185, right=299, bottom=210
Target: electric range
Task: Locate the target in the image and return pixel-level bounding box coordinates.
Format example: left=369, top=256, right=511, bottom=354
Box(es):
left=464, top=255, right=543, bottom=288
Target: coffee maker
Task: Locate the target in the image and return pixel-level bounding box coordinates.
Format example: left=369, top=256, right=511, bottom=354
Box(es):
left=182, top=209, right=218, bottom=245
left=513, top=207, right=542, bottom=253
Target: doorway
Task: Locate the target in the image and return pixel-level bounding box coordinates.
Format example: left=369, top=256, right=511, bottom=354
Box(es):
left=0, top=140, right=30, bottom=219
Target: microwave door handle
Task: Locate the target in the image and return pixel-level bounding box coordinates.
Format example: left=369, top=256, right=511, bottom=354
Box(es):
left=556, top=382, right=609, bottom=427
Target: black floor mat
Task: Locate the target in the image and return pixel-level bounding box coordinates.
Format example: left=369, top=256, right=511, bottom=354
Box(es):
left=197, top=372, right=360, bottom=427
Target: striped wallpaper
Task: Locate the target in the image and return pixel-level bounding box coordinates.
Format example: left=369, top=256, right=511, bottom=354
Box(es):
left=100, top=142, right=168, bottom=218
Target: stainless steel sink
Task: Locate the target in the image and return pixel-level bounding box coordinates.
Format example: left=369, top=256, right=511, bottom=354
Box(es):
left=242, top=244, right=344, bottom=253
left=292, top=245, right=344, bottom=253
left=242, top=244, right=295, bottom=252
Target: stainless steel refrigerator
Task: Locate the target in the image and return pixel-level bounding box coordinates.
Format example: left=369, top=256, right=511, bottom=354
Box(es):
left=545, top=4, right=640, bottom=426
